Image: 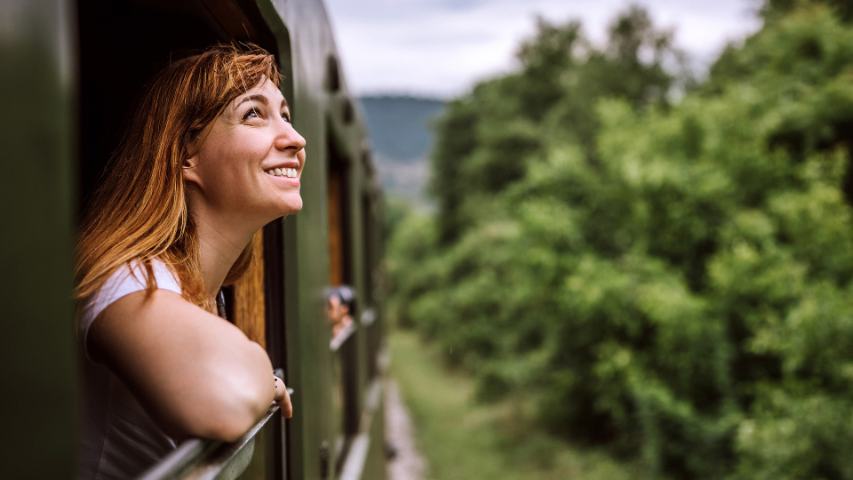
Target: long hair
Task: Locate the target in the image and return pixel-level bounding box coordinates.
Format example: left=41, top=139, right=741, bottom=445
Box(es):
left=75, top=43, right=281, bottom=311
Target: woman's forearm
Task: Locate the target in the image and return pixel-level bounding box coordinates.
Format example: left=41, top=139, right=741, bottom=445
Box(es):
left=93, top=291, right=280, bottom=443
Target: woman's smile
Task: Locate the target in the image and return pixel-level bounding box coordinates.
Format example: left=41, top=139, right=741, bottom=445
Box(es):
left=264, top=167, right=301, bottom=187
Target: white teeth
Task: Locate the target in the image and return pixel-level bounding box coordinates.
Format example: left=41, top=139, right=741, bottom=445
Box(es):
left=265, top=167, right=298, bottom=178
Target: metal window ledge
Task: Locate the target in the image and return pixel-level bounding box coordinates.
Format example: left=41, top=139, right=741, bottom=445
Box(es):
left=138, top=405, right=280, bottom=480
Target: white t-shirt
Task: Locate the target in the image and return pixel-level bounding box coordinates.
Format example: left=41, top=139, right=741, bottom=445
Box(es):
left=77, top=259, right=182, bottom=479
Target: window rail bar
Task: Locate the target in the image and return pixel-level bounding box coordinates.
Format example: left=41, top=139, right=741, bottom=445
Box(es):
left=137, top=394, right=289, bottom=480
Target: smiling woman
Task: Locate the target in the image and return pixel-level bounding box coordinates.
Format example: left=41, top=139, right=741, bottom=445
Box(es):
left=7, top=0, right=388, bottom=477
left=74, top=44, right=299, bottom=479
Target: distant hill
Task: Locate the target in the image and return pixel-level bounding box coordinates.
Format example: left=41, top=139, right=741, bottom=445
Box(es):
left=358, top=95, right=445, bottom=204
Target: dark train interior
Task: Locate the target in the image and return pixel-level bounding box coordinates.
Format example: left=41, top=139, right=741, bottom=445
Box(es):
left=76, top=0, right=278, bottom=216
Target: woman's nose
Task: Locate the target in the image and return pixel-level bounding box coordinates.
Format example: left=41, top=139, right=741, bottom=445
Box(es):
left=274, top=121, right=306, bottom=152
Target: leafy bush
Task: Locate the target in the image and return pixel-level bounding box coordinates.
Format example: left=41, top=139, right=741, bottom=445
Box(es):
left=386, top=3, right=853, bottom=478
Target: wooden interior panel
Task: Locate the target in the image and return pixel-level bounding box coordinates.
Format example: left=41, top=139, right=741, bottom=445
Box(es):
left=233, top=231, right=267, bottom=348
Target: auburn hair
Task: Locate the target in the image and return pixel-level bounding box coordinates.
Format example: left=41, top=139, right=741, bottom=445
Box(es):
left=75, top=43, right=281, bottom=312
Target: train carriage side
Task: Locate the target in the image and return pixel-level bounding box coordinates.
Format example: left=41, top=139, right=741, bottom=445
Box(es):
left=1, top=0, right=387, bottom=478
left=1, top=1, right=78, bottom=478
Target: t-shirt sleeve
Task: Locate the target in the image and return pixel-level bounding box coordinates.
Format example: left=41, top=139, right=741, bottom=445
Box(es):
left=79, top=259, right=182, bottom=359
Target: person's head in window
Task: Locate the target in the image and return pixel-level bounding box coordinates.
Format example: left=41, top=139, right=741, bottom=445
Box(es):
left=77, top=43, right=306, bottom=311
left=326, top=285, right=356, bottom=337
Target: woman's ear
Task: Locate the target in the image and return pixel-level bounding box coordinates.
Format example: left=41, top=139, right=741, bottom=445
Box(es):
left=183, top=124, right=211, bottom=187
left=182, top=155, right=202, bottom=187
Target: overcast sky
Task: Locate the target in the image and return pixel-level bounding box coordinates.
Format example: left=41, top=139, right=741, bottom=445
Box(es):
left=323, top=0, right=763, bottom=98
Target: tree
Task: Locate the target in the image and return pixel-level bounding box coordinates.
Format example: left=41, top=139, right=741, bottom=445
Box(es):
left=391, top=2, right=853, bottom=478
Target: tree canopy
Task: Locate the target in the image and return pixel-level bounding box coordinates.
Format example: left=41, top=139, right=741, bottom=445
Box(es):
left=388, top=2, right=853, bottom=478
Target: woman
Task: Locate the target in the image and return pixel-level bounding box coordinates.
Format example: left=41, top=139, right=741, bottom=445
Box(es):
left=74, top=44, right=301, bottom=478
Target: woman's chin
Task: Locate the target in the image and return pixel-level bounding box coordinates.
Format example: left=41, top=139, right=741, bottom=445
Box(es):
left=277, top=196, right=303, bottom=216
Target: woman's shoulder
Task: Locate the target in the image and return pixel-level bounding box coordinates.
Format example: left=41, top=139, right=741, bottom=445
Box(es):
left=79, top=258, right=182, bottom=341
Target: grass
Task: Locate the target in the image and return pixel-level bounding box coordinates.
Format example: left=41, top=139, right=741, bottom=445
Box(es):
left=389, top=329, right=641, bottom=480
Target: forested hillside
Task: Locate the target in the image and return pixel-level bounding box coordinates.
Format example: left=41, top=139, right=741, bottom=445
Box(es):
left=387, top=1, right=853, bottom=478
left=359, top=95, right=444, bottom=203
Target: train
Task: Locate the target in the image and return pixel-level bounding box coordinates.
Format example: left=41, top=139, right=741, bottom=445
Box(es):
left=2, top=0, right=387, bottom=478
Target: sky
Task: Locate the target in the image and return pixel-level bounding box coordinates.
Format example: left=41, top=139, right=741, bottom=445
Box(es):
left=323, top=0, right=764, bottom=99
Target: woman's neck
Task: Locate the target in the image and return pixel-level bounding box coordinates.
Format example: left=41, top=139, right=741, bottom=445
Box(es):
left=192, top=209, right=259, bottom=299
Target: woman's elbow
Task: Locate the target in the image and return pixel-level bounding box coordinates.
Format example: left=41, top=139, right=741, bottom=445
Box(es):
left=203, top=407, right=263, bottom=443
left=189, top=383, right=272, bottom=442
left=179, top=345, right=275, bottom=441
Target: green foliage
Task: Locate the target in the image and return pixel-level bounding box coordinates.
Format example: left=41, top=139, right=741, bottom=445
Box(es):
left=387, top=3, right=853, bottom=478
left=734, top=389, right=853, bottom=480
left=430, top=7, right=687, bottom=245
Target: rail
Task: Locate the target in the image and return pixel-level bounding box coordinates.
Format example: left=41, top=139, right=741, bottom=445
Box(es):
left=137, top=407, right=276, bottom=480
left=138, top=371, right=292, bottom=480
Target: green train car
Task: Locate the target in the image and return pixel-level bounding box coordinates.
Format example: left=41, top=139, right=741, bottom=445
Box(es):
left=1, top=0, right=386, bottom=478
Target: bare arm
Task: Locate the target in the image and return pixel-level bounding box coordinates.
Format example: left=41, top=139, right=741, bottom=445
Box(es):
left=89, top=289, right=275, bottom=442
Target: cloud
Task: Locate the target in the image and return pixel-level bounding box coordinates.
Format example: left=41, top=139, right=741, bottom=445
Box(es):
left=325, top=0, right=761, bottom=98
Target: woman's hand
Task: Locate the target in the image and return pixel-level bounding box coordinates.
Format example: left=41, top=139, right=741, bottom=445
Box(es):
left=273, top=375, right=293, bottom=418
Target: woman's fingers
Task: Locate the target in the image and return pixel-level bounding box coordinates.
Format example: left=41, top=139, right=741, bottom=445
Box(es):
left=273, top=376, right=286, bottom=402
left=280, top=387, right=293, bottom=418
left=273, top=375, right=293, bottom=418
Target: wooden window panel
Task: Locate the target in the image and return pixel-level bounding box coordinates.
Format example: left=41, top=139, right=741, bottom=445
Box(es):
left=231, top=231, right=267, bottom=348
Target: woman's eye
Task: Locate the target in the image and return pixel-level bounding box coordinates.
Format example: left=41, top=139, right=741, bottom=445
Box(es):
left=243, top=107, right=261, bottom=121
left=281, top=112, right=292, bottom=123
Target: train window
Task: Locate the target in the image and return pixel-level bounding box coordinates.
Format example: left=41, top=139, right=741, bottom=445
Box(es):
left=76, top=1, right=286, bottom=478
left=327, top=165, right=350, bottom=287
left=325, top=55, right=341, bottom=93
left=326, top=130, right=363, bottom=473
left=342, top=98, right=355, bottom=125
left=64, top=0, right=389, bottom=478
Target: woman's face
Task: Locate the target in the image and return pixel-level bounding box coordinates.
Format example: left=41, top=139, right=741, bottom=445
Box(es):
left=184, top=78, right=306, bottom=223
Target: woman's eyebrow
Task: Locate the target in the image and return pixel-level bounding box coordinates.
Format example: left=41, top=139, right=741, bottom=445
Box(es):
left=235, top=94, right=288, bottom=109
left=236, top=94, right=269, bottom=108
